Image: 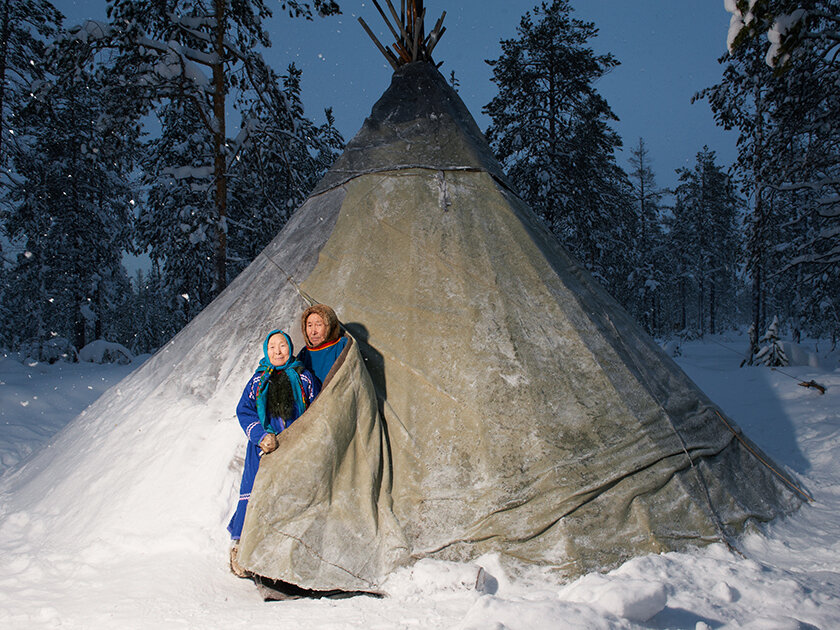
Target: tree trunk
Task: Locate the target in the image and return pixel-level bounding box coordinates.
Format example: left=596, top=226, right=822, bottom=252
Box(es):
left=749, top=85, right=767, bottom=364
left=709, top=280, right=716, bottom=335
left=212, top=0, right=228, bottom=296
left=74, top=301, right=86, bottom=353
left=653, top=291, right=660, bottom=336
left=0, top=0, right=10, bottom=168
left=751, top=260, right=762, bottom=362
left=751, top=190, right=765, bottom=345
left=95, top=283, right=103, bottom=340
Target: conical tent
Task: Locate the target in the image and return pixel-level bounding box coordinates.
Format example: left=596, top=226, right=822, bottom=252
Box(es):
left=233, top=61, right=803, bottom=591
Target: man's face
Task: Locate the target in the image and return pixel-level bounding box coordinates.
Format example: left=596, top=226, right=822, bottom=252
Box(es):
left=267, top=334, right=290, bottom=366
left=306, top=314, right=328, bottom=346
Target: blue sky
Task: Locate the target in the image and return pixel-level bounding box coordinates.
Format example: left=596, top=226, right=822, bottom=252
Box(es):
left=57, top=1, right=737, bottom=193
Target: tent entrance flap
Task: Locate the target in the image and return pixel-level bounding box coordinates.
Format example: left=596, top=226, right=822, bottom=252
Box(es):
left=238, top=335, right=409, bottom=592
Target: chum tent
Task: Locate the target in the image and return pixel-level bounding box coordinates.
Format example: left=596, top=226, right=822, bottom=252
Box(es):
left=234, top=56, right=804, bottom=590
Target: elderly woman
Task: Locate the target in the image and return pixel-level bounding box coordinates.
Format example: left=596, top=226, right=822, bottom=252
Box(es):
left=297, top=304, right=348, bottom=386
left=228, top=329, right=319, bottom=574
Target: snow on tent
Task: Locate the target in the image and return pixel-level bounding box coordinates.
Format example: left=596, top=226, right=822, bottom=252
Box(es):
left=0, top=2, right=804, bottom=598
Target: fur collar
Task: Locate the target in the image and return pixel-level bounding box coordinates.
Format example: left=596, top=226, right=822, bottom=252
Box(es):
left=266, top=367, right=302, bottom=421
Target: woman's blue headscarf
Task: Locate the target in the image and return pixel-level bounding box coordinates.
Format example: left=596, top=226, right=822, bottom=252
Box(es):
left=255, top=329, right=307, bottom=432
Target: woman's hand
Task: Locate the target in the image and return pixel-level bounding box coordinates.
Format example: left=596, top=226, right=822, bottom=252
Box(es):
left=259, top=433, right=278, bottom=454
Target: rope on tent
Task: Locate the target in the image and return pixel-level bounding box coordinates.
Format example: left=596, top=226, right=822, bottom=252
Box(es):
left=704, top=336, right=827, bottom=394
left=660, top=412, right=745, bottom=558
left=260, top=252, right=317, bottom=308
left=670, top=340, right=815, bottom=501
left=713, top=409, right=815, bottom=503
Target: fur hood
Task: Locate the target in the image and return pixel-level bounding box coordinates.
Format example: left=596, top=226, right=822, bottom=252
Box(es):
left=301, top=304, right=341, bottom=348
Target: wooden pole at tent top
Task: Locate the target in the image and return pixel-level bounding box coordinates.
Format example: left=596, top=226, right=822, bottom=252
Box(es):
left=358, top=0, right=446, bottom=69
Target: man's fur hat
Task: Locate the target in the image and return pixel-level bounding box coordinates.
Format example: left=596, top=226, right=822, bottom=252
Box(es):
left=301, top=304, right=341, bottom=348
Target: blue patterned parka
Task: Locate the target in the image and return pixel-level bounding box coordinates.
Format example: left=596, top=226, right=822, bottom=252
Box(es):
left=227, top=331, right=320, bottom=539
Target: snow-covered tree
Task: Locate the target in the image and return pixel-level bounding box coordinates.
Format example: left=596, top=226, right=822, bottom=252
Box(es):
left=137, top=68, right=342, bottom=332
left=137, top=98, right=216, bottom=328
left=483, top=0, right=636, bottom=299
left=725, top=0, right=839, bottom=69
left=627, top=138, right=666, bottom=334
left=226, top=63, right=343, bottom=277
left=69, top=0, right=341, bottom=299
left=114, top=265, right=180, bottom=354
left=706, top=0, right=840, bottom=344
left=0, top=251, right=13, bottom=350
left=773, top=46, right=840, bottom=342
left=696, top=28, right=781, bottom=347
left=0, top=0, right=62, bottom=179
left=667, top=147, right=742, bottom=337
left=755, top=315, right=789, bottom=367
left=3, top=42, right=140, bottom=351
left=0, top=0, right=63, bottom=280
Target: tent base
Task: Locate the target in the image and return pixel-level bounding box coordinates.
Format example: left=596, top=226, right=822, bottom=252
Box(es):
left=253, top=576, right=384, bottom=602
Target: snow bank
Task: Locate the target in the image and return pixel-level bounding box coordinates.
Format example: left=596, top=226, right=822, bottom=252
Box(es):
left=0, top=339, right=839, bottom=628
left=781, top=340, right=838, bottom=370
left=18, top=337, right=77, bottom=363
left=560, top=573, right=666, bottom=622
left=78, top=339, right=134, bottom=364
left=0, top=357, right=141, bottom=475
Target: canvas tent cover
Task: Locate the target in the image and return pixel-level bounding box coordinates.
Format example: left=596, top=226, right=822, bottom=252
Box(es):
left=233, top=62, right=802, bottom=592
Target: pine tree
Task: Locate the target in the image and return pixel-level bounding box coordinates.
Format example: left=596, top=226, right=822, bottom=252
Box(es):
left=483, top=0, right=636, bottom=299
left=667, top=148, right=741, bottom=337
left=0, top=251, right=12, bottom=350
left=137, top=98, right=216, bottom=328
left=773, top=45, right=840, bottom=343
left=725, top=0, right=840, bottom=70
left=226, top=63, right=343, bottom=277
left=712, top=0, right=840, bottom=344
left=74, top=0, right=341, bottom=299
left=116, top=265, right=179, bottom=354
left=627, top=138, right=665, bottom=334
left=699, top=15, right=781, bottom=348
left=4, top=42, right=140, bottom=351
left=0, top=0, right=62, bottom=180
left=0, top=0, right=63, bottom=294
left=755, top=315, right=789, bottom=367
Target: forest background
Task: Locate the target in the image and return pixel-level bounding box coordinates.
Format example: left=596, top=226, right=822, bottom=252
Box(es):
left=1, top=0, right=838, bottom=363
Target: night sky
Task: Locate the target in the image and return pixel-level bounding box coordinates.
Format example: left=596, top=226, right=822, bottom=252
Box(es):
left=55, top=1, right=738, bottom=192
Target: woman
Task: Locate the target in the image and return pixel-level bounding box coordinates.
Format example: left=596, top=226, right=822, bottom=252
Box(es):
left=297, top=304, right=348, bottom=386
left=228, top=329, right=320, bottom=574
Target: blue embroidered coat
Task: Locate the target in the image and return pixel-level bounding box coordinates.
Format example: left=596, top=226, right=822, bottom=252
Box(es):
left=227, top=367, right=320, bottom=539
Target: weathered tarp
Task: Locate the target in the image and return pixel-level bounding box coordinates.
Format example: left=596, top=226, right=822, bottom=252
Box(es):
left=238, top=336, right=408, bottom=591
left=231, top=62, right=801, bottom=590
left=310, top=62, right=511, bottom=195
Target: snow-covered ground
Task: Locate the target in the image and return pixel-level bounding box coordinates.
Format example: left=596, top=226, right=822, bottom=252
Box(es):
left=0, top=333, right=838, bottom=629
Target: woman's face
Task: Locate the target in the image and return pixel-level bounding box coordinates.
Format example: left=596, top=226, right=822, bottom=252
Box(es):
left=267, top=334, right=290, bottom=366
left=306, top=313, right=328, bottom=346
